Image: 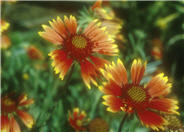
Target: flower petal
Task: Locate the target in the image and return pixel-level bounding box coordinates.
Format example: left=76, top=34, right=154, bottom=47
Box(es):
left=49, top=50, right=73, bottom=80
left=49, top=16, right=67, bottom=38
left=101, top=59, right=127, bottom=87
left=99, top=79, right=122, bottom=96
left=1, top=115, right=10, bottom=132
left=90, top=56, right=109, bottom=69
left=16, top=110, right=34, bottom=128
left=64, top=15, right=77, bottom=35
left=80, top=59, right=98, bottom=89
left=102, top=95, right=122, bottom=112
left=137, top=110, right=166, bottom=131
left=10, top=117, right=20, bottom=132
left=84, top=20, right=118, bottom=56
left=131, top=59, right=146, bottom=85
left=149, top=98, right=179, bottom=114
left=91, top=0, right=102, bottom=10
left=38, top=24, right=63, bottom=45
left=147, top=73, right=171, bottom=97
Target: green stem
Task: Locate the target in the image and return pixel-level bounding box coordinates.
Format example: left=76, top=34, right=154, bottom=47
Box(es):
left=57, top=64, right=75, bottom=96
left=118, top=113, right=128, bottom=132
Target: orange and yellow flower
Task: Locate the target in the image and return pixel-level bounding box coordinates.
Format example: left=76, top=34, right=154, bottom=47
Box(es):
left=26, top=45, right=43, bottom=60
left=39, top=15, right=118, bottom=89
left=1, top=35, right=11, bottom=49
left=1, top=19, right=10, bottom=33
left=68, top=108, right=88, bottom=132
left=151, top=38, right=163, bottom=60
left=91, top=0, right=123, bottom=40
left=1, top=93, right=34, bottom=132
left=99, top=58, right=179, bottom=131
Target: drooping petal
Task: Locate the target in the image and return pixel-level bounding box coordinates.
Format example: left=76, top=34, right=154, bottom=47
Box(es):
left=18, top=94, right=34, bottom=106
left=80, top=59, right=98, bottom=89
left=102, top=95, right=122, bottom=112
left=137, top=110, right=166, bottom=131
left=49, top=49, right=73, bottom=80
left=16, top=110, right=34, bottom=128
left=90, top=56, right=109, bottom=69
left=10, top=117, right=21, bottom=132
left=147, top=73, right=171, bottom=97
left=149, top=98, right=179, bottom=114
left=1, top=115, right=10, bottom=132
left=101, top=59, right=127, bottom=87
left=131, top=59, right=146, bottom=85
left=99, top=79, right=122, bottom=96
left=64, top=15, right=77, bottom=35
left=38, top=25, right=63, bottom=45
left=19, top=99, right=34, bottom=106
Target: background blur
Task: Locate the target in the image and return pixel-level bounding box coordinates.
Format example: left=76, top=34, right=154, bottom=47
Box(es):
left=1, top=1, right=184, bottom=132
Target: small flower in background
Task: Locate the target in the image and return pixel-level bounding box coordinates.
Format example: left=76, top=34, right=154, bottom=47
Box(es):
left=0, top=19, right=10, bottom=33
left=22, top=73, right=29, bottom=80
left=39, top=15, right=118, bottom=89
left=155, top=13, right=179, bottom=30
left=151, top=38, right=163, bottom=60
left=68, top=108, right=88, bottom=132
left=1, top=35, right=11, bottom=49
left=79, top=0, right=124, bottom=42
left=91, top=0, right=123, bottom=38
left=26, top=45, right=44, bottom=60
left=99, top=58, right=179, bottom=131
left=87, top=118, right=109, bottom=132
left=1, top=93, right=34, bottom=132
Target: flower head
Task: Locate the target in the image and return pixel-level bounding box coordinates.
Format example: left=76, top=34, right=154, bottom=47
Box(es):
left=26, top=45, right=43, bottom=60
left=1, top=19, right=10, bottom=33
left=1, top=93, right=34, bottom=132
left=68, top=108, right=88, bottom=131
left=39, top=15, right=118, bottom=88
left=88, top=118, right=109, bottom=132
left=99, top=58, right=179, bottom=131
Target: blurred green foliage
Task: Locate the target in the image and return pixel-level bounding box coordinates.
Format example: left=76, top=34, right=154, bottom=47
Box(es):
left=1, top=1, right=184, bottom=132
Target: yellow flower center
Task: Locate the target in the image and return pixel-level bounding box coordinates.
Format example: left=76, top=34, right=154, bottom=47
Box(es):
left=72, top=35, right=87, bottom=49
left=128, top=86, right=146, bottom=103
left=3, top=98, right=15, bottom=106
left=76, top=119, right=82, bottom=126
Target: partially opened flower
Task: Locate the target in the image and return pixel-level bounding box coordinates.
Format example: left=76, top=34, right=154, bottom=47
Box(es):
left=68, top=108, right=88, bottom=132
left=99, top=58, right=179, bottom=131
left=0, top=19, right=10, bottom=33
left=1, top=93, right=34, bottom=132
left=39, top=15, right=118, bottom=88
